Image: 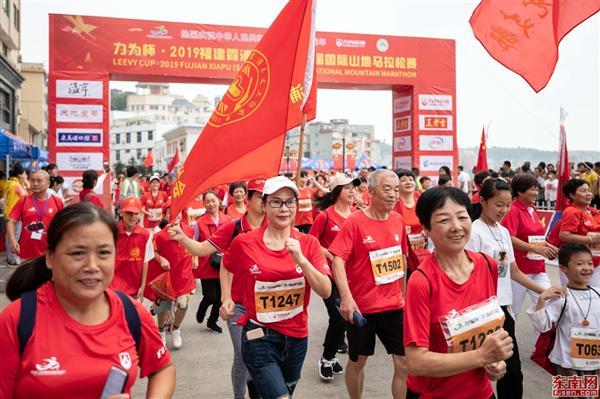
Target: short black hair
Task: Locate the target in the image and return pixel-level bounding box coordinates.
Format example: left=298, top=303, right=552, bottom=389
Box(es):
left=511, top=173, right=539, bottom=196
left=419, top=176, right=431, bottom=184
left=300, top=170, right=308, bottom=178
left=458, top=165, right=464, bottom=171
left=438, top=175, right=452, bottom=186
left=562, top=178, right=588, bottom=202
left=416, top=187, right=471, bottom=230
left=396, top=169, right=415, bottom=180
left=82, top=169, right=98, bottom=189
left=229, top=181, right=247, bottom=196
left=474, top=171, right=490, bottom=187
left=439, top=166, right=451, bottom=176
left=558, top=243, right=592, bottom=267
left=126, top=165, right=139, bottom=178
left=594, top=161, right=600, bottom=169
left=479, top=178, right=511, bottom=201
left=503, top=160, right=511, bottom=168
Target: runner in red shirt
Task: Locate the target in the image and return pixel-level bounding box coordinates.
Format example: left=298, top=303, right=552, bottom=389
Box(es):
left=111, top=197, right=155, bottom=299
left=225, top=182, right=248, bottom=219
left=309, top=173, right=360, bottom=381
left=501, top=174, right=557, bottom=317
left=222, top=176, right=331, bottom=399
left=141, top=174, right=168, bottom=232
left=295, top=171, right=314, bottom=233
left=0, top=202, right=175, bottom=398
left=404, top=187, right=513, bottom=399
left=8, top=170, right=63, bottom=262
left=79, top=169, right=104, bottom=209
left=355, top=177, right=370, bottom=209
left=329, top=169, right=409, bottom=399
left=192, top=191, right=232, bottom=333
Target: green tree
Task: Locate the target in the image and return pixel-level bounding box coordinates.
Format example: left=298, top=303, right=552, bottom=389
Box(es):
left=110, top=89, right=134, bottom=111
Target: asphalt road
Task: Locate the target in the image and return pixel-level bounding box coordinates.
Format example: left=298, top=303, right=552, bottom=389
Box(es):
left=0, top=264, right=560, bottom=398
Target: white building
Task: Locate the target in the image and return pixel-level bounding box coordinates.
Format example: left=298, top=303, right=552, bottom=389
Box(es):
left=157, top=125, right=204, bottom=172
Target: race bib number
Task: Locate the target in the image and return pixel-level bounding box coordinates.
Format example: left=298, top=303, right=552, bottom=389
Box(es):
left=254, top=277, right=305, bottom=323
left=440, top=297, right=505, bottom=353
left=570, top=328, right=600, bottom=368
left=408, top=234, right=428, bottom=252
left=587, top=233, right=600, bottom=257
left=148, top=208, right=163, bottom=222
left=527, top=236, right=546, bottom=260
left=298, top=198, right=312, bottom=212
left=369, top=246, right=404, bottom=285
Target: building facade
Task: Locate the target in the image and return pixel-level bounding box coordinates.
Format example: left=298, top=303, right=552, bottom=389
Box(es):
left=0, top=0, right=23, bottom=134
left=18, top=62, right=47, bottom=148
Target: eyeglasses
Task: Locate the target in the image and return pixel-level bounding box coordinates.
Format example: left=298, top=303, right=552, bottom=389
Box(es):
left=267, top=198, right=298, bottom=208
left=25, top=221, right=45, bottom=232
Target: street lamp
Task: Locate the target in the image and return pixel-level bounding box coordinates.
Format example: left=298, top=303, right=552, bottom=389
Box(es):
left=286, top=145, right=290, bottom=173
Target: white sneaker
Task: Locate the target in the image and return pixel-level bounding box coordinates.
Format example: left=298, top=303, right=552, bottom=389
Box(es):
left=160, top=330, right=167, bottom=346
left=172, top=328, right=182, bottom=349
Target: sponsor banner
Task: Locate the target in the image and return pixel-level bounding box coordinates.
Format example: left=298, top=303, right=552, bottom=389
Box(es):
left=393, top=156, right=412, bottom=170
left=419, top=115, right=453, bottom=131
left=393, top=96, right=411, bottom=113
left=56, top=128, right=103, bottom=147
left=56, top=104, right=103, bottom=123
left=418, top=94, right=452, bottom=110
left=57, top=152, right=104, bottom=171
left=419, top=155, right=453, bottom=172
left=56, top=80, right=103, bottom=99
left=394, top=116, right=411, bottom=133
left=393, top=135, right=411, bottom=152
left=419, top=135, right=453, bottom=151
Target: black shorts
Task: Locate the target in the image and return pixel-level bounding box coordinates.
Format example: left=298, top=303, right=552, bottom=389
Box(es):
left=347, top=309, right=404, bottom=362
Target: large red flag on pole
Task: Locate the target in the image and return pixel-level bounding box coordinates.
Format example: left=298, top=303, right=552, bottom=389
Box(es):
left=167, top=147, right=180, bottom=173
left=144, top=148, right=154, bottom=168
left=170, top=0, right=317, bottom=219
left=555, top=108, right=570, bottom=211
left=475, top=126, right=488, bottom=173
left=470, top=1, right=600, bottom=92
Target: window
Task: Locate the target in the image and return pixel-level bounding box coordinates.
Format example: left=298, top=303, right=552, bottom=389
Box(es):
left=125, top=149, right=131, bottom=154
left=116, top=150, right=120, bottom=161
left=137, top=131, right=142, bottom=143
left=1, top=43, right=7, bottom=57
left=136, top=148, right=142, bottom=159
left=115, top=133, right=120, bottom=144
left=148, top=130, right=153, bottom=141
left=3, top=0, right=7, bottom=14
left=126, top=132, right=131, bottom=143
left=13, top=4, right=18, bottom=31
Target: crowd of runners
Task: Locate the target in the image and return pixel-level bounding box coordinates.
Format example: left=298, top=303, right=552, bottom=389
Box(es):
left=0, top=160, right=599, bottom=399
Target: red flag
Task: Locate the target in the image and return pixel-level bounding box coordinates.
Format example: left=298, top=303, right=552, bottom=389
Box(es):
left=470, top=1, right=600, bottom=92
left=167, top=147, right=180, bottom=173
left=475, top=127, right=488, bottom=173
left=169, top=0, right=317, bottom=219
left=144, top=149, right=154, bottom=168
left=555, top=111, right=570, bottom=211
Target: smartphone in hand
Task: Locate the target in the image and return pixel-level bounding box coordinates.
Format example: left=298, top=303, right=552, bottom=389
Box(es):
left=99, top=366, right=129, bottom=399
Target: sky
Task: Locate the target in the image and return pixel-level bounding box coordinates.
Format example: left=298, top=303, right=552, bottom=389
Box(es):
left=21, top=0, right=600, bottom=152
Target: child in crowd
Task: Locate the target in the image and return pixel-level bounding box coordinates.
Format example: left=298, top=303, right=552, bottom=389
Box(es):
left=528, top=243, right=600, bottom=380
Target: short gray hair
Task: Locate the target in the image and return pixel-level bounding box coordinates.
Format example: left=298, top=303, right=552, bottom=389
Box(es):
left=31, top=169, right=50, bottom=181
left=367, top=169, right=398, bottom=189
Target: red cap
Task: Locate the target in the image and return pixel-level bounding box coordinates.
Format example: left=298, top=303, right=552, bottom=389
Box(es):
left=120, top=197, right=142, bottom=213
left=247, top=178, right=265, bottom=192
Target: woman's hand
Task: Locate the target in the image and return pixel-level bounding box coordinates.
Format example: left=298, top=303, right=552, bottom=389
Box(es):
left=484, top=361, right=507, bottom=381
left=535, top=286, right=565, bottom=310
left=160, top=258, right=170, bottom=270
left=167, top=224, right=185, bottom=242
left=220, top=298, right=235, bottom=320
left=286, top=238, right=307, bottom=265
left=531, top=244, right=557, bottom=259
left=478, top=329, right=513, bottom=364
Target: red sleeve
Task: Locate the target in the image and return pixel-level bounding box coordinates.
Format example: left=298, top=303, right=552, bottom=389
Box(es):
left=207, top=221, right=235, bottom=252
left=403, top=270, right=433, bottom=348
left=9, top=197, right=25, bottom=220
left=304, top=234, right=332, bottom=278
left=223, top=235, right=244, bottom=274
left=0, top=300, right=22, bottom=396
left=328, top=217, right=355, bottom=261
left=56, top=196, right=65, bottom=210
left=90, top=196, right=103, bottom=209
left=308, top=211, right=327, bottom=240
left=134, top=300, right=172, bottom=378
left=500, top=207, right=519, bottom=236
left=559, top=207, right=581, bottom=234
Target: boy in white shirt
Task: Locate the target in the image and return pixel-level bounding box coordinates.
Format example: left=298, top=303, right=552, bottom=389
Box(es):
left=544, top=171, right=559, bottom=209
left=528, top=243, right=600, bottom=379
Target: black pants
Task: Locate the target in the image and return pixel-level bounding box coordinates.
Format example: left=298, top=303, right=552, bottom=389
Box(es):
left=407, top=390, right=495, bottom=399
left=497, top=305, right=523, bottom=399
left=198, top=278, right=221, bottom=323
left=321, top=279, right=346, bottom=360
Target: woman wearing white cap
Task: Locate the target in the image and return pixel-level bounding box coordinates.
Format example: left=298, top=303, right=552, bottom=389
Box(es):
left=309, top=173, right=360, bottom=382
left=222, top=176, right=332, bottom=399
left=141, top=174, right=168, bottom=233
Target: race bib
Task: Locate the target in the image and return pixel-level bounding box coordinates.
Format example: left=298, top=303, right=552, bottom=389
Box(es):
left=440, top=297, right=505, bottom=353
left=527, top=236, right=546, bottom=260
left=254, top=277, right=305, bottom=323
left=587, top=233, right=600, bottom=257
left=148, top=208, right=163, bottom=222
left=298, top=198, right=312, bottom=212
left=408, top=234, right=428, bottom=252
left=570, top=327, right=600, bottom=368
left=369, top=246, right=404, bottom=285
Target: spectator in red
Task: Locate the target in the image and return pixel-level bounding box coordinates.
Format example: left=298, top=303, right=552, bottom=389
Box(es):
left=141, top=174, right=168, bottom=233
left=79, top=169, right=104, bottom=209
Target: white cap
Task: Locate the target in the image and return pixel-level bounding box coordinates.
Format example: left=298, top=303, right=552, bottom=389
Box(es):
left=328, top=173, right=361, bottom=189
left=149, top=173, right=161, bottom=182
left=262, top=176, right=300, bottom=197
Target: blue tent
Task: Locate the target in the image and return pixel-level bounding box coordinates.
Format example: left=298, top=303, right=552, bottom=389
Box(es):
left=0, top=128, right=32, bottom=161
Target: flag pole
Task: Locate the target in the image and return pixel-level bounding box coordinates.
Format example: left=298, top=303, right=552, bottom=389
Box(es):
left=295, top=113, right=307, bottom=186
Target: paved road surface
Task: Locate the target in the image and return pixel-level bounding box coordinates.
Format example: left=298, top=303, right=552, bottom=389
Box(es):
left=0, top=264, right=560, bottom=398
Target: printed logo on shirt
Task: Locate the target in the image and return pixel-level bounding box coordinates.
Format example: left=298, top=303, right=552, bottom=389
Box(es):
left=119, top=352, right=132, bottom=370
left=49, top=208, right=54, bottom=214
left=362, top=235, right=376, bottom=244
left=584, top=220, right=593, bottom=227
left=157, top=346, right=167, bottom=359
left=129, top=247, right=142, bottom=261
left=295, top=265, right=303, bottom=274
left=31, top=356, right=67, bottom=376
left=394, top=234, right=400, bottom=242
left=249, top=264, right=261, bottom=274
left=331, top=225, right=341, bottom=232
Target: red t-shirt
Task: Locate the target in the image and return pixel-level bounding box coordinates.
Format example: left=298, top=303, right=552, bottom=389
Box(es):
left=153, top=225, right=196, bottom=297
left=403, top=251, right=498, bottom=398
left=79, top=189, right=104, bottom=209
left=295, top=187, right=314, bottom=226
left=394, top=192, right=422, bottom=234
left=501, top=199, right=546, bottom=274
left=193, top=212, right=232, bottom=279
left=329, top=210, right=409, bottom=314
left=308, top=207, right=349, bottom=266
left=0, top=283, right=171, bottom=398
left=208, top=214, right=268, bottom=303
left=10, top=194, right=64, bottom=260
left=223, top=225, right=330, bottom=338
left=141, top=191, right=168, bottom=229
left=226, top=203, right=246, bottom=220
left=471, top=191, right=480, bottom=204
left=560, top=205, right=600, bottom=267
left=112, top=222, right=151, bottom=295
left=360, top=190, right=370, bottom=208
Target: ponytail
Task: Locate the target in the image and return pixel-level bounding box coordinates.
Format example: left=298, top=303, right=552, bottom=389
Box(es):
left=6, top=257, right=52, bottom=301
